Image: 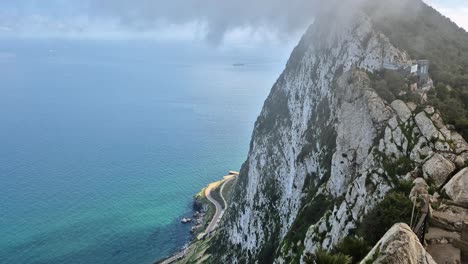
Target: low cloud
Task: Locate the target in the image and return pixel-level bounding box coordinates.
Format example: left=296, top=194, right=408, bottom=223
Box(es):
left=0, top=0, right=324, bottom=43
left=89, top=0, right=320, bottom=42
left=1, top=0, right=466, bottom=43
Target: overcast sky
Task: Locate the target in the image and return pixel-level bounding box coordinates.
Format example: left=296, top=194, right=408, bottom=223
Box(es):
left=0, top=0, right=466, bottom=45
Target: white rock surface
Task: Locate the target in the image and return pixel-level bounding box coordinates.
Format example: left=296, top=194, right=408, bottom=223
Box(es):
left=415, top=112, right=442, bottom=141
left=360, top=223, right=436, bottom=264
left=422, top=154, right=456, bottom=187
left=443, top=168, right=468, bottom=207
left=391, top=100, right=412, bottom=122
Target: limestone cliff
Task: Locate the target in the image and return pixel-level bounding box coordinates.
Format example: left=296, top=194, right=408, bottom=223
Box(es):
left=203, top=1, right=468, bottom=264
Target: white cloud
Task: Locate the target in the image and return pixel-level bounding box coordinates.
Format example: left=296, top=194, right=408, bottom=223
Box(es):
left=1, top=0, right=467, bottom=43
left=1, top=15, right=208, bottom=41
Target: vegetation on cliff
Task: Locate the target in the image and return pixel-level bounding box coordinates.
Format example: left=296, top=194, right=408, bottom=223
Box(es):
left=366, top=0, right=468, bottom=139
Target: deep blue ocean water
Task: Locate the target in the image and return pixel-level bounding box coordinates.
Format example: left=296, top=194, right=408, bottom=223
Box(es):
left=0, top=39, right=288, bottom=264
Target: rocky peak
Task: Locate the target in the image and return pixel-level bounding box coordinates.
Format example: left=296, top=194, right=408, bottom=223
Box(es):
left=202, top=2, right=468, bottom=264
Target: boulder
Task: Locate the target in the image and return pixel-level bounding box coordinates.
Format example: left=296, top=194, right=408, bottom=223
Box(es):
left=423, top=154, right=456, bottom=187
left=391, top=100, right=412, bottom=122
left=388, top=116, right=399, bottom=130
left=454, top=156, right=466, bottom=168
left=430, top=113, right=446, bottom=129
left=407, top=102, right=417, bottom=112
left=360, top=223, right=436, bottom=264
left=443, top=168, right=468, bottom=207
left=415, top=112, right=441, bottom=141
left=450, top=131, right=468, bottom=154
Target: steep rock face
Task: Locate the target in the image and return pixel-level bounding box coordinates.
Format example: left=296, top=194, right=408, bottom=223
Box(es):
left=211, top=11, right=408, bottom=263
left=208, top=7, right=468, bottom=264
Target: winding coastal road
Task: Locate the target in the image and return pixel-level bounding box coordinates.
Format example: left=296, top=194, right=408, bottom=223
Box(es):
left=158, top=172, right=238, bottom=264
left=204, top=174, right=236, bottom=234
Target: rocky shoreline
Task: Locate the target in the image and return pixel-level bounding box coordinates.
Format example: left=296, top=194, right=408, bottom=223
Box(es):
left=157, top=172, right=238, bottom=264
left=155, top=190, right=211, bottom=264
left=189, top=201, right=207, bottom=234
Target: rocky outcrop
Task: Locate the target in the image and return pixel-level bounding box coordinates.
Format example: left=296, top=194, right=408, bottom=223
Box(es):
left=415, top=112, right=442, bottom=141
left=391, top=100, right=412, bottom=123
left=426, top=200, right=468, bottom=264
left=360, top=223, right=436, bottom=264
left=443, top=168, right=468, bottom=207
left=422, top=154, right=456, bottom=187
left=203, top=3, right=468, bottom=264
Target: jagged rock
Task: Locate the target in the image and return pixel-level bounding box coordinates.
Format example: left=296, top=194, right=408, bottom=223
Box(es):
left=391, top=100, right=412, bottom=122
left=415, top=112, right=442, bottom=141
left=388, top=116, right=399, bottom=130
left=422, top=154, right=456, bottom=187
left=407, top=102, right=417, bottom=112
left=443, top=168, right=468, bottom=207
left=431, top=111, right=446, bottom=127
left=435, top=140, right=451, bottom=152
left=440, top=126, right=452, bottom=140
left=411, top=137, right=433, bottom=163
left=431, top=203, right=468, bottom=232
left=450, top=131, right=468, bottom=154
left=393, top=127, right=407, bottom=152
left=360, top=223, right=436, bottom=264
left=384, top=126, right=399, bottom=155
left=441, top=153, right=466, bottom=169
left=454, top=156, right=466, bottom=168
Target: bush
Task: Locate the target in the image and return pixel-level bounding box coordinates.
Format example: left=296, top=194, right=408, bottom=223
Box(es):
left=371, top=70, right=407, bottom=103
left=285, top=194, right=333, bottom=248
left=334, top=237, right=371, bottom=264
left=359, top=191, right=413, bottom=245
left=304, top=249, right=352, bottom=264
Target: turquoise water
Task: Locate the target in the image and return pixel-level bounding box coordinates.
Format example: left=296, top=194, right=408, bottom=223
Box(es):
left=0, top=39, right=286, bottom=263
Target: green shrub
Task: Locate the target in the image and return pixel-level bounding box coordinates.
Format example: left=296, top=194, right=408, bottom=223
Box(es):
left=304, top=249, right=352, bottom=264
left=371, top=70, right=407, bottom=103
left=334, top=237, right=371, bottom=263
left=359, top=192, right=413, bottom=245
left=285, top=194, right=333, bottom=248
left=394, top=180, right=414, bottom=195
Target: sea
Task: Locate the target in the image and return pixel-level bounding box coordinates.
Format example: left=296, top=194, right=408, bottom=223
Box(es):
left=0, top=39, right=290, bottom=264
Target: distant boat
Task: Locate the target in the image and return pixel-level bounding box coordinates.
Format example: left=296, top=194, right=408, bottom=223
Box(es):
left=232, top=63, right=245, bottom=67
